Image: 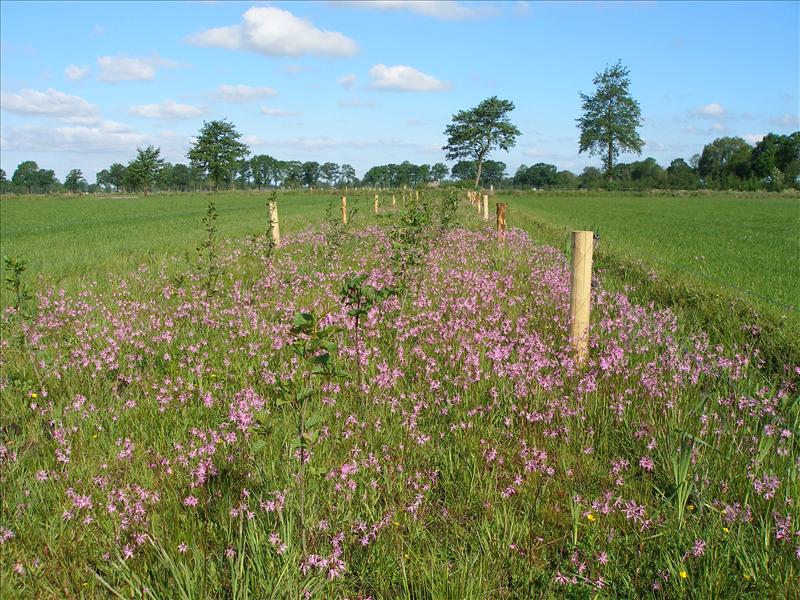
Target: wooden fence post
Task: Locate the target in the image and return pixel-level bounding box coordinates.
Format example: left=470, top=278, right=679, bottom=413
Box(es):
left=568, top=231, right=594, bottom=366
left=482, top=194, right=489, bottom=220
left=496, top=203, right=507, bottom=240
left=392, top=194, right=396, bottom=208
left=269, top=201, right=281, bottom=246
left=341, top=196, right=347, bottom=225
left=374, top=193, right=379, bottom=215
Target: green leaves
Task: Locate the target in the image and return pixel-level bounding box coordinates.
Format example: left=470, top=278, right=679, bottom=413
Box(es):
left=577, top=60, right=643, bottom=179
left=442, top=96, right=520, bottom=187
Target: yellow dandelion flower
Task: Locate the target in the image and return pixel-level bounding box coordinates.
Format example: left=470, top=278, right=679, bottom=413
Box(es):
left=586, top=512, right=596, bottom=522
left=31, top=393, right=38, bottom=399
left=687, top=504, right=695, bottom=512
left=680, top=570, right=688, bottom=580
left=723, top=527, right=730, bottom=533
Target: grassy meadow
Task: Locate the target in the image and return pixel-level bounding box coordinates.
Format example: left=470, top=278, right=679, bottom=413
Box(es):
left=0, top=191, right=372, bottom=292
left=1, top=189, right=798, bottom=598
left=505, top=191, right=800, bottom=310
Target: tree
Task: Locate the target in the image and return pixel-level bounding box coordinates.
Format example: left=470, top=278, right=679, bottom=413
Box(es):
left=171, top=164, right=193, bottom=191
left=443, top=96, right=520, bottom=188
left=36, top=169, right=59, bottom=193
left=667, top=158, right=699, bottom=190
left=338, top=164, right=357, bottom=187
left=64, top=169, right=86, bottom=193
left=430, top=162, right=449, bottom=183
left=320, top=162, right=340, bottom=187
left=12, top=161, right=40, bottom=194
left=450, top=160, right=477, bottom=182
left=96, top=169, right=111, bottom=193
left=126, top=145, right=164, bottom=195
left=251, top=154, right=271, bottom=189
left=0, top=169, right=6, bottom=194
left=302, top=161, right=320, bottom=187
left=187, top=119, right=250, bottom=190
left=698, top=137, right=752, bottom=189
left=515, top=163, right=558, bottom=188
left=108, top=163, right=127, bottom=192
left=577, top=60, right=644, bottom=181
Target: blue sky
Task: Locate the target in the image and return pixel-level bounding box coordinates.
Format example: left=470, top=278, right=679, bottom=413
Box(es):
left=1, top=0, right=798, bottom=181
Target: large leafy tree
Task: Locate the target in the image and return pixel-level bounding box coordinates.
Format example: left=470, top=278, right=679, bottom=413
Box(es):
left=443, top=96, right=520, bottom=188
left=577, top=60, right=644, bottom=181
left=126, top=146, right=164, bottom=195
left=187, top=119, right=249, bottom=190
left=37, top=169, right=59, bottom=193
left=320, top=162, right=340, bottom=187
left=12, top=160, right=40, bottom=194
left=302, top=161, right=321, bottom=187
left=64, top=169, right=86, bottom=193
left=338, top=164, right=357, bottom=187
left=108, top=163, right=127, bottom=192
left=698, top=137, right=752, bottom=189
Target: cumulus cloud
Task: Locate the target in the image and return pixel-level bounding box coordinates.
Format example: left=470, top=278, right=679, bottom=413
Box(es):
left=1, top=120, right=149, bottom=153
left=217, top=84, right=278, bottom=102
left=690, top=102, right=726, bottom=119
left=65, top=64, right=91, bottom=82
left=368, top=64, right=450, bottom=92
left=743, top=133, right=765, bottom=145
left=186, top=7, right=358, bottom=58
left=337, top=73, right=358, bottom=89
left=260, top=106, right=302, bottom=117
left=332, top=1, right=495, bottom=20
left=129, top=100, right=204, bottom=119
left=769, top=113, right=800, bottom=128
left=97, top=55, right=179, bottom=83
left=0, top=87, right=97, bottom=117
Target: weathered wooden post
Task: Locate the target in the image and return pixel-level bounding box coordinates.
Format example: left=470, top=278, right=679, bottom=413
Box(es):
left=269, top=200, right=280, bottom=246
left=341, top=196, right=347, bottom=224
left=496, top=202, right=507, bottom=240
left=374, top=193, right=379, bottom=215
left=392, top=194, right=396, bottom=208
left=568, top=231, right=594, bottom=366
left=482, top=194, right=489, bottom=220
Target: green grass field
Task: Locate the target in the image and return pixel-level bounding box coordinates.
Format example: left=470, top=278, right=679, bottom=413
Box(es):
left=0, top=191, right=373, bottom=291
left=3, top=191, right=798, bottom=307
left=505, top=192, right=800, bottom=310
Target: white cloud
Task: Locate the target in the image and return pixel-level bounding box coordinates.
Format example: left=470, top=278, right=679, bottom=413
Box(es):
left=332, top=1, right=495, bottom=20
left=260, top=106, right=302, bottom=117
left=743, top=133, right=765, bottom=145
left=65, top=64, right=90, bottom=82
left=1, top=120, right=148, bottom=153
left=129, top=100, right=204, bottom=119
left=217, top=83, right=278, bottom=102
left=0, top=87, right=97, bottom=117
left=97, top=55, right=179, bottom=83
left=338, top=98, right=376, bottom=108
left=337, top=73, right=358, bottom=89
left=690, top=102, right=726, bottom=119
left=186, top=7, right=358, bottom=58
left=769, top=113, right=800, bottom=128
left=243, top=134, right=266, bottom=146
left=368, top=64, right=450, bottom=92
